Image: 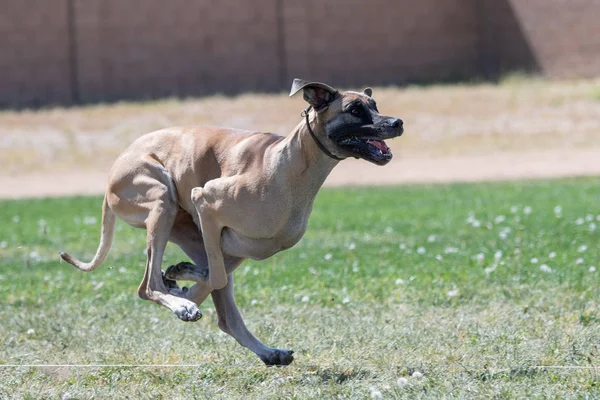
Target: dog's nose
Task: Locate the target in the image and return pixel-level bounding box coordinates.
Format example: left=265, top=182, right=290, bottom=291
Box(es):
left=390, top=118, right=403, bottom=128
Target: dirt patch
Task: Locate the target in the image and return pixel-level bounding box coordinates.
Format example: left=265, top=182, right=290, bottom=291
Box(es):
left=1, top=148, right=599, bottom=199
left=1, top=78, right=598, bottom=198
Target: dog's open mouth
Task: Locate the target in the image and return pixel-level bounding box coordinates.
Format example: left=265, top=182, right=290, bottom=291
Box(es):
left=338, top=137, right=393, bottom=165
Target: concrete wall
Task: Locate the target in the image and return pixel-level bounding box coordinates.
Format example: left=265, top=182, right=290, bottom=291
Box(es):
left=283, top=0, right=479, bottom=87
left=75, top=0, right=281, bottom=103
left=0, top=0, right=599, bottom=107
left=507, top=0, right=600, bottom=78
left=0, top=0, right=72, bottom=107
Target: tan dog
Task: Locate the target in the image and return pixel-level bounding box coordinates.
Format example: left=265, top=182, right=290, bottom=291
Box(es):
left=59, top=79, right=403, bottom=365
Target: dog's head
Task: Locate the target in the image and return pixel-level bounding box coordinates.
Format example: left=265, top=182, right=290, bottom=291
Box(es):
left=290, top=78, right=403, bottom=166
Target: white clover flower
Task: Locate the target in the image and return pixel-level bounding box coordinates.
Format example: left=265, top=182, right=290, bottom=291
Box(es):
left=590, top=266, right=596, bottom=273
left=412, top=371, right=424, bottom=378
left=586, top=214, right=594, bottom=222
left=474, top=253, right=485, bottom=262
left=494, top=215, right=506, bottom=224
left=29, top=251, right=42, bottom=262
left=576, top=258, right=584, bottom=265
left=369, top=388, right=383, bottom=399
left=397, top=377, right=409, bottom=386
left=549, top=252, right=556, bottom=259
left=342, top=296, right=350, bottom=304
left=251, top=299, right=258, bottom=306
left=472, top=220, right=481, bottom=228
left=435, top=255, right=443, bottom=261
left=444, top=246, right=458, bottom=254
left=12, top=216, right=20, bottom=223
left=417, top=247, right=426, bottom=255
left=347, top=242, right=356, bottom=250
left=399, top=243, right=407, bottom=250
left=427, top=235, right=436, bottom=243
left=447, top=288, right=459, bottom=297
left=0, top=241, right=7, bottom=249
left=576, top=218, right=585, bottom=225
left=385, top=226, right=393, bottom=233
left=589, top=223, right=597, bottom=232
left=395, top=278, right=405, bottom=285
left=484, top=265, right=497, bottom=275
left=523, top=206, right=532, bottom=215
left=540, top=264, right=552, bottom=273
left=494, top=251, right=503, bottom=260
left=510, top=206, right=519, bottom=214
left=27, top=329, right=35, bottom=335
left=578, top=245, right=588, bottom=253
left=301, top=295, right=309, bottom=303
left=83, top=216, right=97, bottom=225
left=553, top=206, right=562, bottom=216
left=530, top=258, right=538, bottom=264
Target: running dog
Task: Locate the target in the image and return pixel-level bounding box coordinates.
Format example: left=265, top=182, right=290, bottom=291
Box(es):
left=60, top=79, right=404, bottom=365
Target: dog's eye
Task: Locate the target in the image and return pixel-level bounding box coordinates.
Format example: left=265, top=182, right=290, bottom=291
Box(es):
left=350, top=107, right=362, bottom=117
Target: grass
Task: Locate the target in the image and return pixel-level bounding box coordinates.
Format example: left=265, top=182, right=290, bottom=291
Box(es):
left=1, top=178, right=599, bottom=398
left=1, top=78, right=600, bottom=176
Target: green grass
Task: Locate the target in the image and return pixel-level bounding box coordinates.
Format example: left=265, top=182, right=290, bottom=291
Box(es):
left=1, top=178, right=599, bottom=398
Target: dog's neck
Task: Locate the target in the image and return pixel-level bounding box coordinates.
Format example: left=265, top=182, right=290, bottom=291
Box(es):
left=273, top=112, right=341, bottom=196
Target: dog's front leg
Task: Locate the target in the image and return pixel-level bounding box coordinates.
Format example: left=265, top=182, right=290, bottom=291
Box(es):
left=191, top=186, right=228, bottom=291
left=212, top=274, right=294, bottom=366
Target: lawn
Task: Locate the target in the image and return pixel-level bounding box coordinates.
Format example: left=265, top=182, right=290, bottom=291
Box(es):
left=0, top=178, right=599, bottom=398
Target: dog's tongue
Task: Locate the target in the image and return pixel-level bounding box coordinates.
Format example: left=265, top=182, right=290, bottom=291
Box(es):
left=368, top=140, right=389, bottom=153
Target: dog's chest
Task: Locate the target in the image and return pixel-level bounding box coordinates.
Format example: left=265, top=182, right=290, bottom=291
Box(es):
left=277, top=210, right=310, bottom=246
left=221, top=206, right=310, bottom=260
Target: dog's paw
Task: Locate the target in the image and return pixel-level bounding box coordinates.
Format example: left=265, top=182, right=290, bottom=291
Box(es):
left=165, top=261, right=208, bottom=281
left=174, top=303, right=202, bottom=322
left=162, top=270, right=181, bottom=291
left=259, top=349, right=294, bottom=366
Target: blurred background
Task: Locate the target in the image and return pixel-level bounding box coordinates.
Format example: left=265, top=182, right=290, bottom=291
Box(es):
left=1, top=0, right=599, bottom=196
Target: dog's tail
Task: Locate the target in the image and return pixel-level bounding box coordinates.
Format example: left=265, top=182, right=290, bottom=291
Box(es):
left=59, top=196, right=116, bottom=272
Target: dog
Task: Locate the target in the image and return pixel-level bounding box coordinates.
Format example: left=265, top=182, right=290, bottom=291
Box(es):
left=59, top=79, right=403, bottom=365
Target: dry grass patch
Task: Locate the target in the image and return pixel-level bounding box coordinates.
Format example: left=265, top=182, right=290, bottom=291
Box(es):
left=1, top=78, right=599, bottom=176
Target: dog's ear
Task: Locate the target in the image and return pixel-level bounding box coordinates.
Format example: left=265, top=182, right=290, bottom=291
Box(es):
left=289, top=78, right=338, bottom=111
left=363, top=87, right=373, bottom=97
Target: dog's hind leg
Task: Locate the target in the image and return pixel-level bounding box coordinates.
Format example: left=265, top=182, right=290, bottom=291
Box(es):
left=211, top=275, right=294, bottom=366
left=138, top=201, right=202, bottom=322
left=108, top=156, right=202, bottom=322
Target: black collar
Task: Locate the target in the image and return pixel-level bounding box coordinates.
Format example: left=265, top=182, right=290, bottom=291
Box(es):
left=301, top=106, right=344, bottom=161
